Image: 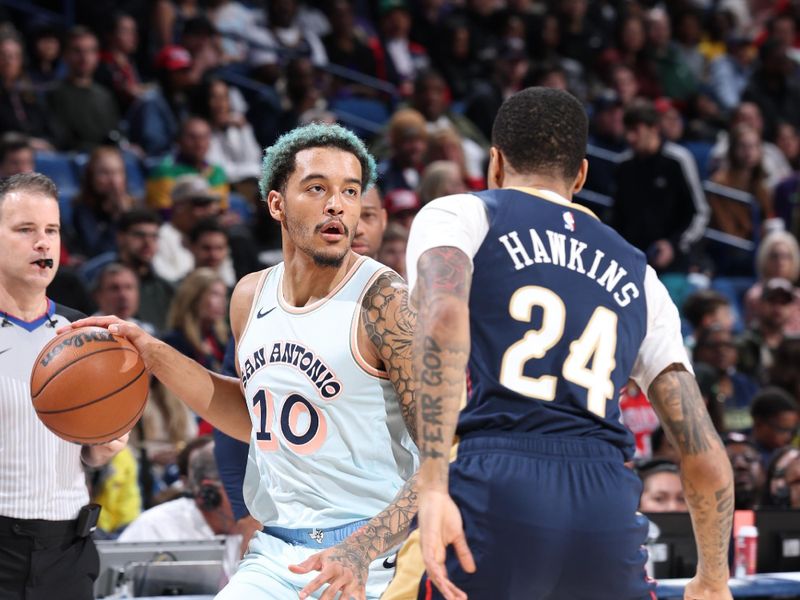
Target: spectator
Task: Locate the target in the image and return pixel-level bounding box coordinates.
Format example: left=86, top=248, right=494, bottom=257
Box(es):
left=425, top=127, right=483, bottom=190
left=673, top=10, right=706, bottom=84
left=772, top=173, right=800, bottom=240
left=530, top=13, right=586, bottom=99
left=0, top=132, right=34, bottom=179
left=605, top=14, right=661, bottom=99
left=556, top=0, right=606, bottom=70
left=127, top=45, right=194, bottom=156
left=206, top=0, right=257, bottom=64
left=146, top=116, right=229, bottom=212
left=738, top=277, right=795, bottom=381
left=0, top=29, right=57, bottom=149
left=79, top=208, right=174, bottom=334
left=383, top=188, right=420, bottom=231
left=707, top=123, right=774, bottom=276
left=418, top=160, right=467, bottom=205
left=178, top=16, right=226, bottom=85
left=96, top=12, right=143, bottom=113
left=71, top=146, right=137, bottom=259
left=785, top=454, right=800, bottom=509
left=162, top=267, right=229, bottom=373
left=645, top=7, right=697, bottom=102
left=613, top=100, right=709, bottom=281
left=693, top=324, right=760, bottom=433
left=322, top=0, right=380, bottom=97
left=87, top=447, right=141, bottom=536
left=351, top=186, right=387, bottom=259
left=775, top=121, right=800, bottom=169
left=768, top=336, right=800, bottom=401
left=707, top=33, right=756, bottom=113
left=273, top=57, right=328, bottom=144
left=377, top=108, right=427, bottom=195
left=190, top=77, right=262, bottom=192
left=118, top=439, right=235, bottom=541
left=188, top=218, right=235, bottom=288
left=658, top=99, right=685, bottom=144
left=377, top=0, right=429, bottom=95
left=432, top=16, right=482, bottom=102
left=682, top=289, right=735, bottom=345
left=742, top=37, right=800, bottom=141
left=27, top=24, right=66, bottom=86
left=743, top=231, right=800, bottom=332
left=637, top=460, right=688, bottom=512
left=48, top=27, right=120, bottom=152
left=725, top=432, right=766, bottom=510
left=750, top=387, right=799, bottom=469
left=92, top=262, right=156, bottom=335
left=710, top=101, right=791, bottom=190
left=585, top=90, right=627, bottom=199
left=153, top=174, right=222, bottom=283
left=609, top=63, right=641, bottom=107
left=377, top=221, right=408, bottom=279
left=761, top=446, right=800, bottom=507
left=153, top=0, right=204, bottom=49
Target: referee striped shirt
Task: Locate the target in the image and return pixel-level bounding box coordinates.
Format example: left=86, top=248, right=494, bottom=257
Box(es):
left=0, top=300, right=88, bottom=520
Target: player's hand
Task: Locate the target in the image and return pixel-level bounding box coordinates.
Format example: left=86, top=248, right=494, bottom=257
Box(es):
left=683, top=576, right=733, bottom=600
left=418, top=489, right=475, bottom=600
left=82, top=432, right=129, bottom=467
left=58, top=316, right=156, bottom=358
left=234, top=515, right=262, bottom=559
left=289, top=543, right=369, bottom=600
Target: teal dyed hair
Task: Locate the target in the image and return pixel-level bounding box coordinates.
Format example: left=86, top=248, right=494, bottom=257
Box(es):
left=259, top=123, right=377, bottom=201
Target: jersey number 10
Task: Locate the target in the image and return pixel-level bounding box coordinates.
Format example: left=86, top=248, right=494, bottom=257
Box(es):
left=499, top=285, right=618, bottom=417
left=250, top=388, right=327, bottom=454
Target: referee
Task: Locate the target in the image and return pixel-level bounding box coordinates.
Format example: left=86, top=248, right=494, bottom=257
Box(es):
left=0, top=173, right=129, bottom=600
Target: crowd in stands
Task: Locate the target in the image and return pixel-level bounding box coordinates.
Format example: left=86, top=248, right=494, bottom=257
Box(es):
left=3, top=0, right=800, bottom=534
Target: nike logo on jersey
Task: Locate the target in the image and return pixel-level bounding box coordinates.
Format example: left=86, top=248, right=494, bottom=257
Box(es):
left=383, top=555, right=397, bottom=569
left=257, top=306, right=276, bottom=319
left=0, top=348, right=9, bottom=356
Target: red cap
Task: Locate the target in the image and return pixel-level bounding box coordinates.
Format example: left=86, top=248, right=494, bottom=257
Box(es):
left=155, top=45, right=192, bottom=71
left=384, top=189, right=421, bottom=215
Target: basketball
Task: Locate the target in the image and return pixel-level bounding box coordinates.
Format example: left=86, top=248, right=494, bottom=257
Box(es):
left=30, top=326, right=149, bottom=444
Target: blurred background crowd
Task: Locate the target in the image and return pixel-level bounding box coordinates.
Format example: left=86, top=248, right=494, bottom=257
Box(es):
left=3, top=0, right=800, bottom=535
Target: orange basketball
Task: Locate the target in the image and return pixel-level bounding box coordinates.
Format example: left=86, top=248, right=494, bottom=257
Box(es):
left=30, top=326, right=149, bottom=444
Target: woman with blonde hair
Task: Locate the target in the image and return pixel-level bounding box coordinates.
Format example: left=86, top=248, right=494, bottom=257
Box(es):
left=743, top=231, right=800, bottom=332
left=162, top=267, right=230, bottom=373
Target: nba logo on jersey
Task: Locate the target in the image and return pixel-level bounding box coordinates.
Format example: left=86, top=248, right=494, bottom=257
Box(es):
left=562, top=210, right=576, bottom=232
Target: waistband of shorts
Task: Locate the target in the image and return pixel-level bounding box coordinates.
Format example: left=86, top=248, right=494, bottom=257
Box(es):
left=0, top=514, right=78, bottom=538
left=457, top=432, right=626, bottom=461
left=263, top=518, right=370, bottom=549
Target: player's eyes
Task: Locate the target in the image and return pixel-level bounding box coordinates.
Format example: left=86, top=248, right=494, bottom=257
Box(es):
left=308, top=185, right=324, bottom=193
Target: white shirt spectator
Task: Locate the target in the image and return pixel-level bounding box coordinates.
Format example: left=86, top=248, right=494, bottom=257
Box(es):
left=118, top=497, right=213, bottom=542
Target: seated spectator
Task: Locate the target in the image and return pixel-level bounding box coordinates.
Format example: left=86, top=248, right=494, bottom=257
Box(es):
left=153, top=175, right=222, bottom=283
left=378, top=221, right=409, bottom=279
left=682, top=289, right=736, bottom=343
left=694, top=324, right=760, bottom=432
left=92, top=263, right=156, bottom=335
left=0, top=29, right=57, bottom=149
left=351, top=187, right=387, bottom=259
left=780, top=453, right=800, bottom=509
left=743, top=232, right=800, bottom=332
left=637, top=460, right=688, bottom=512
left=750, top=387, right=799, bottom=469
left=71, top=146, right=137, bottom=258
left=771, top=173, right=800, bottom=240
left=162, top=267, right=229, bottom=373
left=146, top=116, right=229, bottom=212
left=775, top=121, right=800, bottom=170
left=322, top=0, right=380, bottom=97
left=601, top=15, right=661, bottom=100
left=768, top=335, right=800, bottom=401
left=738, top=278, right=795, bottom=381
left=707, top=33, right=755, bottom=113
left=418, top=160, right=468, bottom=206
left=377, top=0, right=429, bottom=95
left=27, top=24, right=66, bottom=86
left=88, top=446, right=141, bottom=536
left=96, top=12, right=143, bottom=113
left=80, top=208, right=174, bottom=334
left=585, top=90, right=626, bottom=198
left=377, top=108, right=427, bottom=195
left=707, top=123, right=774, bottom=276
left=425, top=127, right=484, bottom=190
left=384, top=189, right=419, bottom=232
left=761, top=447, right=800, bottom=507
left=126, top=45, right=194, bottom=156
left=188, top=218, right=236, bottom=288
left=190, top=77, right=261, bottom=192
left=724, top=432, right=766, bottom=510
left=152, top=0, right=205, bottom=49
left=48, top=27, right=120, bottom=152
left=0, top=132, right=34, bottom=179
left=118, top=439, right=235, bottom=541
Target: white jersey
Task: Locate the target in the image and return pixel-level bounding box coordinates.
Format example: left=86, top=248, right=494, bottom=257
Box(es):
left=237, top=256, right=417, bottom=529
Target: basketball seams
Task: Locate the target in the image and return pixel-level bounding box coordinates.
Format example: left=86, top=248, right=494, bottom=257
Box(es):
left=36, top=364, right=147, bottom=415
left=30, top=346, right=140, bottom=398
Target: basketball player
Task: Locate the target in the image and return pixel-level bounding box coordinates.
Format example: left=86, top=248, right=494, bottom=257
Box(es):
left=67, top=123, right=418, bottom=599
left=0, top=173, right=128, bottom=600
left=391, top=88, right=734, bottom=600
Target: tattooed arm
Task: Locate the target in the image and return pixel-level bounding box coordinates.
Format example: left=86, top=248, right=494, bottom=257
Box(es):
left=648, top=364, right=734, bottom=598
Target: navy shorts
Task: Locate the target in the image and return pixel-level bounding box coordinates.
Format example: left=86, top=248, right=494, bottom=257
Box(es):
left=401, top=433, right=656, bottom=600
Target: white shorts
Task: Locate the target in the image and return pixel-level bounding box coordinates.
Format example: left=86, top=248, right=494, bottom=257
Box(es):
left=215, top=530, right=397, bottom=599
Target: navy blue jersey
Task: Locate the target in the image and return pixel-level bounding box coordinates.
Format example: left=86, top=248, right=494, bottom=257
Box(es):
left=461, top=188, right=648, bottom=458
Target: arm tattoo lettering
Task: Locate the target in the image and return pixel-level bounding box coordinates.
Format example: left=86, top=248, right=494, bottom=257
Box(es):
left=361, top=271, right=417, bottom=441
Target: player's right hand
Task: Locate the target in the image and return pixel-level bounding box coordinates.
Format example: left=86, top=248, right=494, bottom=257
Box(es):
left=418, top=489, right=475, bottom=600
left=58, top=316, right=156, bottom=360
left=683, top=576, right=733, bottom=600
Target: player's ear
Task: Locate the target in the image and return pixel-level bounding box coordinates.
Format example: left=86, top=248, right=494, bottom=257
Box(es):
left=488, top=147, right=504, bottom=189
left=571, top=158, right=589, bottom=195
left=266, top=190, right=285, bottom=222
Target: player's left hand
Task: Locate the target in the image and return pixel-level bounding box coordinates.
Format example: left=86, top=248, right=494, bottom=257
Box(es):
left=82, top=432, right=129, bottom=467
left=289, top=543, right=369, bottom=600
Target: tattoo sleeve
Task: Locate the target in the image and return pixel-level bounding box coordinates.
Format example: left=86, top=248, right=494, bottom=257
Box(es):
left=413, top=247, right=472, bottom=488
left=648, top=364, right=734, bottom=586
left=361, top=271, right=418, bottom=441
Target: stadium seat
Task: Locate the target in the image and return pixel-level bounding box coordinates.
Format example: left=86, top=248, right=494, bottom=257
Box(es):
left=681, top=140, right=713, bottom=181
left=35, top=152, right=80, bottom=226
left=330, top=97, right=390, bottom=140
